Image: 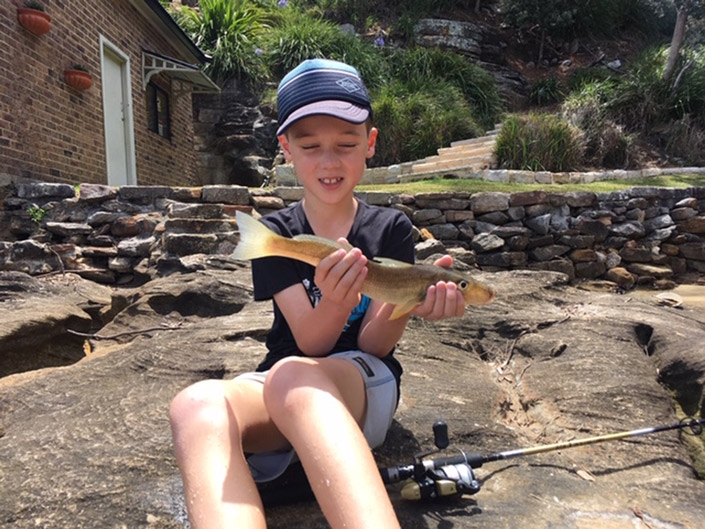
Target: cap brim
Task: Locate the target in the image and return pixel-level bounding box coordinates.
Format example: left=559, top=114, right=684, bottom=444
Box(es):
left=276, top=100, right=370, bottom=136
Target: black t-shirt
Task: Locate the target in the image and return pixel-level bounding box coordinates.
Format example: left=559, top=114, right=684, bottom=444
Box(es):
left=251, top=200, right=414, bottom=386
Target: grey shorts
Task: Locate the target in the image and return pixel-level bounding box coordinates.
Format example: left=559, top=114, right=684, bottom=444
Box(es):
left=236, top=350, right=398, bottom=483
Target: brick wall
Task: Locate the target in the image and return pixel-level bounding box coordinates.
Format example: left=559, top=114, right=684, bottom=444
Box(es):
left=0, top=0, right=197, bottom=187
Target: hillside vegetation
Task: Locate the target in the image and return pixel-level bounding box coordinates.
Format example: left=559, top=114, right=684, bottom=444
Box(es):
left=168, top=0, right=705, bottom=171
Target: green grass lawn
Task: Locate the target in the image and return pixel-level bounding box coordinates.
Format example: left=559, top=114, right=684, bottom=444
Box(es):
left=357, top=173, right=705, bottom=194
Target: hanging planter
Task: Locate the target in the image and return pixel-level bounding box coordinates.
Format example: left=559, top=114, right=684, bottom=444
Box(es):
left=64, top=65, right=92, bottom=91
left=17, top=1, right=51, bottom=36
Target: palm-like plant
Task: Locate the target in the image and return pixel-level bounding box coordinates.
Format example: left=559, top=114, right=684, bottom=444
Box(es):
left=173, top=0, right=270, bottom=85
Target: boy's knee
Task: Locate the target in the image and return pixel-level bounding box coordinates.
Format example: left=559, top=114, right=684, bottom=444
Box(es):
left=169, top=380, right=230, bottom=433
left=263, top=357, right=330, bottom=417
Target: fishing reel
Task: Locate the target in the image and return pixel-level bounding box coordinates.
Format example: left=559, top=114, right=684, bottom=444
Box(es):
left=380, top=421, right=481, bottom=501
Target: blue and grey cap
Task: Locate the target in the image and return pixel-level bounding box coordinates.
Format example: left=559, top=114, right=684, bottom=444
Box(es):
left=276, top=58, right=372, bottom=136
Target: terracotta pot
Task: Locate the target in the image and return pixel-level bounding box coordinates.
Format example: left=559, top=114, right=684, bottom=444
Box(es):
left=17, top=7, right=51, bottom=36
left=64, top=69, right=92, bottom=91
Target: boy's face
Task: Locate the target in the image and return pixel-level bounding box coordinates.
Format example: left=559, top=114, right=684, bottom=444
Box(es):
left=279, top=115, right=377, bottom=206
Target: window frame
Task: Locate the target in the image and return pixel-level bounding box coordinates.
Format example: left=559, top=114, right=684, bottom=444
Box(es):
left=146, top=81, right=172, bottom=140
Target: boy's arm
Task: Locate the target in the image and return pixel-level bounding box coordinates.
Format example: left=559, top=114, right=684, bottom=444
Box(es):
left=273, top=246, right=369, bottom=357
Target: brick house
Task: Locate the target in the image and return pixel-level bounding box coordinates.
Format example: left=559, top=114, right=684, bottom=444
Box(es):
left=1, top=0, right=218, bottom=188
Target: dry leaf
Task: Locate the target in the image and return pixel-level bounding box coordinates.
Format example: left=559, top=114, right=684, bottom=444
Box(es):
left=576, top=469, right=595, bottom=481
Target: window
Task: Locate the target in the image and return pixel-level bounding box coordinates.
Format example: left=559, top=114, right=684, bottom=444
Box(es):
left=146, top=82, right=171, bottom=139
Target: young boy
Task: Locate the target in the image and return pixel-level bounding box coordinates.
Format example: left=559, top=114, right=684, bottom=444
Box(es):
left=169, top=58, right=466, bottom=529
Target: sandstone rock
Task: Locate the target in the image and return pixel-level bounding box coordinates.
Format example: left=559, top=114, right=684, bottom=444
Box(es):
left=426, top=223, right=460, bottom=241
left=1, top=267, right=704, bottom=528
left=201, top=185, right=250, bottom=205
left=471, top=232, right=505, bottom=253
left=118, top=185, right=176, bottom=204
left=681, top=242, right=705, bottom=261
left=627, top=263, right=674, bottom=279
left=678, top=216, right=705, bottom=234
left=605, top=266, right=636, bottom=288
left=414, top=239, right=446, bottom=261
left=470, top=192, right=509, bottom=214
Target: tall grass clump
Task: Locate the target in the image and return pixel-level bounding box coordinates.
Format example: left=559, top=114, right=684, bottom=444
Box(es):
left=529, top=77, right=563, bottom=106
left=170, top=0, right=270, bottom=85
left=262, top=8, right=387, bottom=84
left=263, top=9, right=341, bottom=77
left=372, top=81, right=482, bottom=167
left=562, top=82, right=635, bottom=168
left=605, top=46, right=672, bottom=132
left=668, top=47, right=705, bottom=126
left=664, top=115, right=705, bottom=165
left=597, top=45, right=705, bottom=164
left=495, top=113, right=583, bottom=172
left=386, top=47, right=502, bottom=131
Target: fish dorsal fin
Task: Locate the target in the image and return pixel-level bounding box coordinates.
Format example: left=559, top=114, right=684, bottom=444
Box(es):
left=293, top=234, right=343, bottom=250
left=372, top=257, right=413, bottom=268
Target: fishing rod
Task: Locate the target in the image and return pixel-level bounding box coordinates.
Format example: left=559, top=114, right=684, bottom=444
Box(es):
left=380, top=417, right=705, bottom=501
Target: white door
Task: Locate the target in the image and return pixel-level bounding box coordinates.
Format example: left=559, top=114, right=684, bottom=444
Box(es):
left=101, top=38, right=136, bottom=186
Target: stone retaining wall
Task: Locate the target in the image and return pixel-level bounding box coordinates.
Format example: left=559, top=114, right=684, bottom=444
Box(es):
left=1, top=182, right=704, bottom=289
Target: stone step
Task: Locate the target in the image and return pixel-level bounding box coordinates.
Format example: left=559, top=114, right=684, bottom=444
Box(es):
left=449, top=131, right=499, bottom=148
left=167, top=202, right=241, bottom=219
left=412, top=150, right=495, bottom=169
left=163, top=218, right=239, bottom=234
left=439, top=137, right=496, bottom=154
left=410, top=154, right=495, bottom=174
left=433, top=144, right=495, bottom=161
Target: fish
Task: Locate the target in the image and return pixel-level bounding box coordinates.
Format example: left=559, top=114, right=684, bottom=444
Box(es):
left=232, top=211, right=495, bottom=320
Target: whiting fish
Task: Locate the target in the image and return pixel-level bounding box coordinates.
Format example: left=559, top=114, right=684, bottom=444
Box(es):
left=233, top=211, right=495, bottom=319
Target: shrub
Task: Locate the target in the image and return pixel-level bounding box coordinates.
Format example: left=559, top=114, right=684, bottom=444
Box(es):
left=372, top=81, right=482, bottom=167
left=605, top=47, right=671, bottom=132
left=664, top=115, right=705, bottom=165
left=565, top=67, right=616, bottom=93
left=529, top=77, right=563, bottom=106
left=385, top=47, right=502, bottom=131
left=263, top=9, right=341, bottom=77
left=171, top=0, right=269, bottom=85
left=668, top=47, right=705, bottom=127
left=494, top=113, right=583, bottom=172
left=562, top=83, right=635, bottom=169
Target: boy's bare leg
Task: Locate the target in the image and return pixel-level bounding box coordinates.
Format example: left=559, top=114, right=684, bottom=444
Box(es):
left=264, top=356, right=401, bottom=529
left=169, top=379, right=287, bottom=529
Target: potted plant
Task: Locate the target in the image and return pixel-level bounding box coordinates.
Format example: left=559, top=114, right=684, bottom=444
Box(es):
left=64, top=64, right=92, bottom=91
left=17, top=1, right=51, bottom=36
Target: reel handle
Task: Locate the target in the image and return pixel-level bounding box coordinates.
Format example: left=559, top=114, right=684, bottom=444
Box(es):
left=433, top=421, right=449, bottom=449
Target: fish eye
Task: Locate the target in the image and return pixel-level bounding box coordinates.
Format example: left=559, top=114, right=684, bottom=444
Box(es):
left=458, top=280, right=468, bottom=290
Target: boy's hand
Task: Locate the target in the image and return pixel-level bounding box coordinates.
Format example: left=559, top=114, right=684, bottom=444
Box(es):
left=411, top=255, right=466, bottom=320
left=314, top=240, right=368, bottom=314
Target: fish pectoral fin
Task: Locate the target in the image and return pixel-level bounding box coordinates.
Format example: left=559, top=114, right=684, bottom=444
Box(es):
left=372, top=257, right=413, bottom=268
left=389, top=300, right=420, bottom=320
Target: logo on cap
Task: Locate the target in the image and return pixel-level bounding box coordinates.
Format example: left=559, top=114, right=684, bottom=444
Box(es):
left=336, top=78, right=362, bottom=93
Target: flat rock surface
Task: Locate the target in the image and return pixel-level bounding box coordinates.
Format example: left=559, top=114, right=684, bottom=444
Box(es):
left=0, top=265, right=704, bottom=528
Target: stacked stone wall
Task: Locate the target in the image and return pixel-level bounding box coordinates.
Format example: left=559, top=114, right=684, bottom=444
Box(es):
left=1, top=182, right=704, bottom=289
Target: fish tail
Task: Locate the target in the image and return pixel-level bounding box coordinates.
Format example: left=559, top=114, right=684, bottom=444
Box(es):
left=232, top=211, right=278, bottom=261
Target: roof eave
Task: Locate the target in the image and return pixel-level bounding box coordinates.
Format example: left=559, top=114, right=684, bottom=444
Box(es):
left=128, top=0, right=210, bottom=65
